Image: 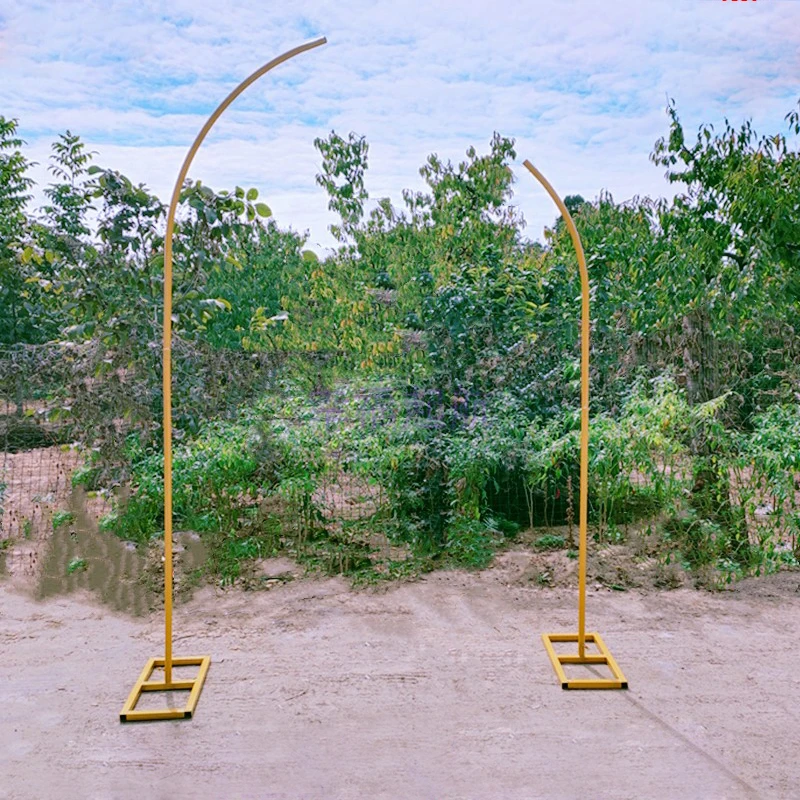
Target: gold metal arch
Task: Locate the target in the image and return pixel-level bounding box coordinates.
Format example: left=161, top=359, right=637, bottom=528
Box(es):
left=522, top=160, right=627, bottom=690
left=120, top=37, right=328, bottom=722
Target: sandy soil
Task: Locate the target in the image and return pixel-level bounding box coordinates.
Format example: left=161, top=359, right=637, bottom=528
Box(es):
left=2, top=555, right=799, bottom=800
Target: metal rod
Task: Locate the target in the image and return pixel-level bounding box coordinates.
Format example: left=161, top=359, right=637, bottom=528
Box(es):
left=522, top=160, right=590, bottom=658
left=160, top=37, right=327, bottom=685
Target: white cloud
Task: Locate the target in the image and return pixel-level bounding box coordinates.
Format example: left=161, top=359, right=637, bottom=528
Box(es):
left=2, top=0, right=798, bottom=253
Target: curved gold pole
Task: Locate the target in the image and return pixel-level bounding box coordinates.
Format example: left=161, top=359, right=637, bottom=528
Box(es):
left=523, top=160, right=590, bottom=653
left=121, top=37, right=327, bottom=721
left=524, top=160, right=627, bottom=690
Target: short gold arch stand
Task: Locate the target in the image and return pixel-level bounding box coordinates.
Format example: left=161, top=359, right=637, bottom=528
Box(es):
left=523, top=160, right=628, bottom=690
left=120, top=36, right=328, bottom=722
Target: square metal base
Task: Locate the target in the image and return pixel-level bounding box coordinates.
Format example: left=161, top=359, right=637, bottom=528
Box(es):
left=542, top=632, right=627, bottom=689
left=120, top=656, right=211, bottom=722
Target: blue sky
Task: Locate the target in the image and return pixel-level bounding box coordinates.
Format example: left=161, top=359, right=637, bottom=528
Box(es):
left=1, top=0, right=798, bottom=252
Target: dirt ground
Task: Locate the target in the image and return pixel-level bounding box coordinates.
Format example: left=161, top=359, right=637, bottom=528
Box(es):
left=2, top=553, right=799, bottom=800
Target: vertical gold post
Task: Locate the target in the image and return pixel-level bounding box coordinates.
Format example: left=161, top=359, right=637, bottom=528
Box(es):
left=123, top=36, right=328, bottom=720
left=523, top=160, right=589, bottom=656
left=163, top=237, right=173, bottom=683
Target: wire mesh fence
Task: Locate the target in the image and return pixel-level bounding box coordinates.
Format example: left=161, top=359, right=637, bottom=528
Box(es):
left=2, top=335, right=798, bottom=599
left=0, top=340, right=278, bottom=591
left=1, top=338, right=567, bottom=567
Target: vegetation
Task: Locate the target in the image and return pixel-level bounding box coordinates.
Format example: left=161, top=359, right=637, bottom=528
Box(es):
left=66, top=557, right=87, bottom=574
left=2, top=98, right=799, bottom=588
left=51, top=510, right=75, bottom=530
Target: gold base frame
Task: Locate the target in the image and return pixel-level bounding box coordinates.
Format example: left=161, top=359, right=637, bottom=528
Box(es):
left=542, top=633, right=627, bottom=690
left=120, top=656, right=211, bottom=722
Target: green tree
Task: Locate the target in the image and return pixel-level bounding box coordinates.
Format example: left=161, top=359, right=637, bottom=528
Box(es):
left=0, top=117, right=42, bottom=345
left=650, top=98, right=800, bottom=404
left=41, top=131, right=94, bottom=253
left=203, top=220, right=307, bottom=351
left=314, top=131, right=369, bottom=243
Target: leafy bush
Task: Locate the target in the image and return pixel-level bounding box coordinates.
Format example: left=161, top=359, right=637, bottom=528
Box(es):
left=52, top=510, right=75, bottom=529
left=740, top=404, right=800, bottom=554
left=444, top=518, right=500, bottom=569
left=535, top=534, right=566, bottom=550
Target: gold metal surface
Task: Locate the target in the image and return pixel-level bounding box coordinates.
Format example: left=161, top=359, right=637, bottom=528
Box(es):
left=120, top=657, right=212, bottom=722
left=541, top=632, right=628, bottom=690
left=121, top=37, right=327, bottom=721
left=523, top=160, right=627, bottom=690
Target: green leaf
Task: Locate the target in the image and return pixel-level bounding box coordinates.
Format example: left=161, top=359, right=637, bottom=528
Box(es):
left=302, top=250, right=319, bottom=263
left=246, top=187, right=258, bottom=201
left=255, top=202, right=272, bottom=218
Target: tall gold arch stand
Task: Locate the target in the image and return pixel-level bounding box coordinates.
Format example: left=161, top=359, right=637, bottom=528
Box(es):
left=120, top=37, right=327, bottom=722
left=523, top=160, right=628, bottom=690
